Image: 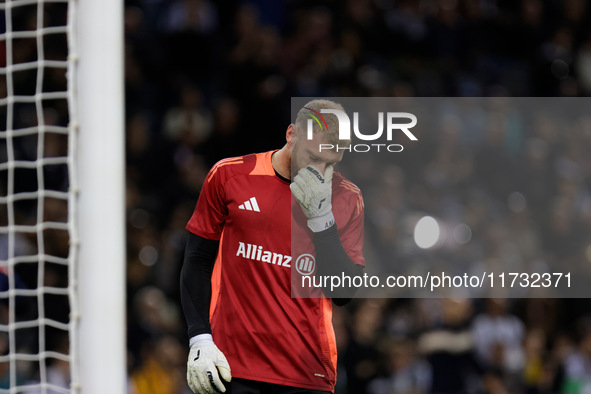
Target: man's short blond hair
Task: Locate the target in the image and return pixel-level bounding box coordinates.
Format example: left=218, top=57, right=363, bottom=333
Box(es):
left=295, top=99, right=351, bottom=148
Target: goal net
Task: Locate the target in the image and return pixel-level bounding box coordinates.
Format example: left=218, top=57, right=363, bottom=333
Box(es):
left=0, top=0, right=125, bottom=393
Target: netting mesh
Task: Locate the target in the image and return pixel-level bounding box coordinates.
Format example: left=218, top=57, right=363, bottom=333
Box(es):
left=0, top=0, right=77, bottom=392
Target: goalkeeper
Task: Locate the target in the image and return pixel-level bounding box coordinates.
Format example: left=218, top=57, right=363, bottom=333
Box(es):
left=180, top=99, right=365, bottom=394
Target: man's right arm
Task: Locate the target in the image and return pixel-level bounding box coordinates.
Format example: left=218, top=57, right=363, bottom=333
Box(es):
left=182, top=158, right=237, bottom=393
left=181, top=232, right=233, bottom=394
left=180, top=232, right=220, bottom=337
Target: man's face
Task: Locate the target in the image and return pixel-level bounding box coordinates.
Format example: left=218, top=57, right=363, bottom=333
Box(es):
left=290, top=127, right=344, bottom=178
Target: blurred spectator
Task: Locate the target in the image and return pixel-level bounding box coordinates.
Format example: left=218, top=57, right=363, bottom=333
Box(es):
left=25, top=333, right=71, bottom=394
left=472, top=299, right=525, bottom=374
left=563, top=319, right=591, bottom=393
left=130, top=335, right=190, bottom=394
left=472, top=299, right=525, bottom=393
left=418, top=298, right=480, bottom=393
left=343, top=300, right=385, bottom=393
left=522, top=328, right=548, bottom=393
left=367, top=338, right=431, bottom=394
left=162, top=0, right=218, bottom=34
left=163, top=86, right=213, bottom=149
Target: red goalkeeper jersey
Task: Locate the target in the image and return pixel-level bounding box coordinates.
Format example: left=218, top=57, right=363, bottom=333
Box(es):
left=186, top=150, right=365, bottom=392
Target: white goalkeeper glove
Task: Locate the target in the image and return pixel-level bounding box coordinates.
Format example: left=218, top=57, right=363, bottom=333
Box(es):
left=290, top=164, right=335, bottom=232
left=187, top=334, right=232, bottom=394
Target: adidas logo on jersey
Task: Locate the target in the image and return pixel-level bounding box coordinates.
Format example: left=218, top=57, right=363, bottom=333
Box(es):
left=238, top=197, right=260, bottom=212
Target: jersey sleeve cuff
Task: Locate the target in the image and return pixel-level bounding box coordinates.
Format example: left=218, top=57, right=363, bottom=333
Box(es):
left=189, top=333, right=214, bottom=347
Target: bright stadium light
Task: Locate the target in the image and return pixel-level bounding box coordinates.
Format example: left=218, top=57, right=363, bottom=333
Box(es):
left=414, top=216, right=440, bottom=249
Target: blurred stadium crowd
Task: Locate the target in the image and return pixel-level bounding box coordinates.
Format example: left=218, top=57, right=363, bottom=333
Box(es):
left=3, top=0, right=591, bottom=393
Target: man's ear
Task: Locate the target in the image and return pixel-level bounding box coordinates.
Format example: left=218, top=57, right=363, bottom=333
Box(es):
left=287, top=124, right=297, bottom=146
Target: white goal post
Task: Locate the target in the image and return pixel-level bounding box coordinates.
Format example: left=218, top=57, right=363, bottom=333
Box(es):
left=75, top=0, right=126, bottom=393
left=72, top=0, right=126, bottom=394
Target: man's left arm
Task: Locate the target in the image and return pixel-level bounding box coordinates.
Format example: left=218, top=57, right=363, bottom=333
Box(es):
left=291, top=165, right=365, bottom=303
left=313, top=226, right=364, bottom=303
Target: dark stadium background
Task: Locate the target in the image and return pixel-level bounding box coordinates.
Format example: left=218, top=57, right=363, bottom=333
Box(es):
left=4, top=0, right=591, bottom=392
